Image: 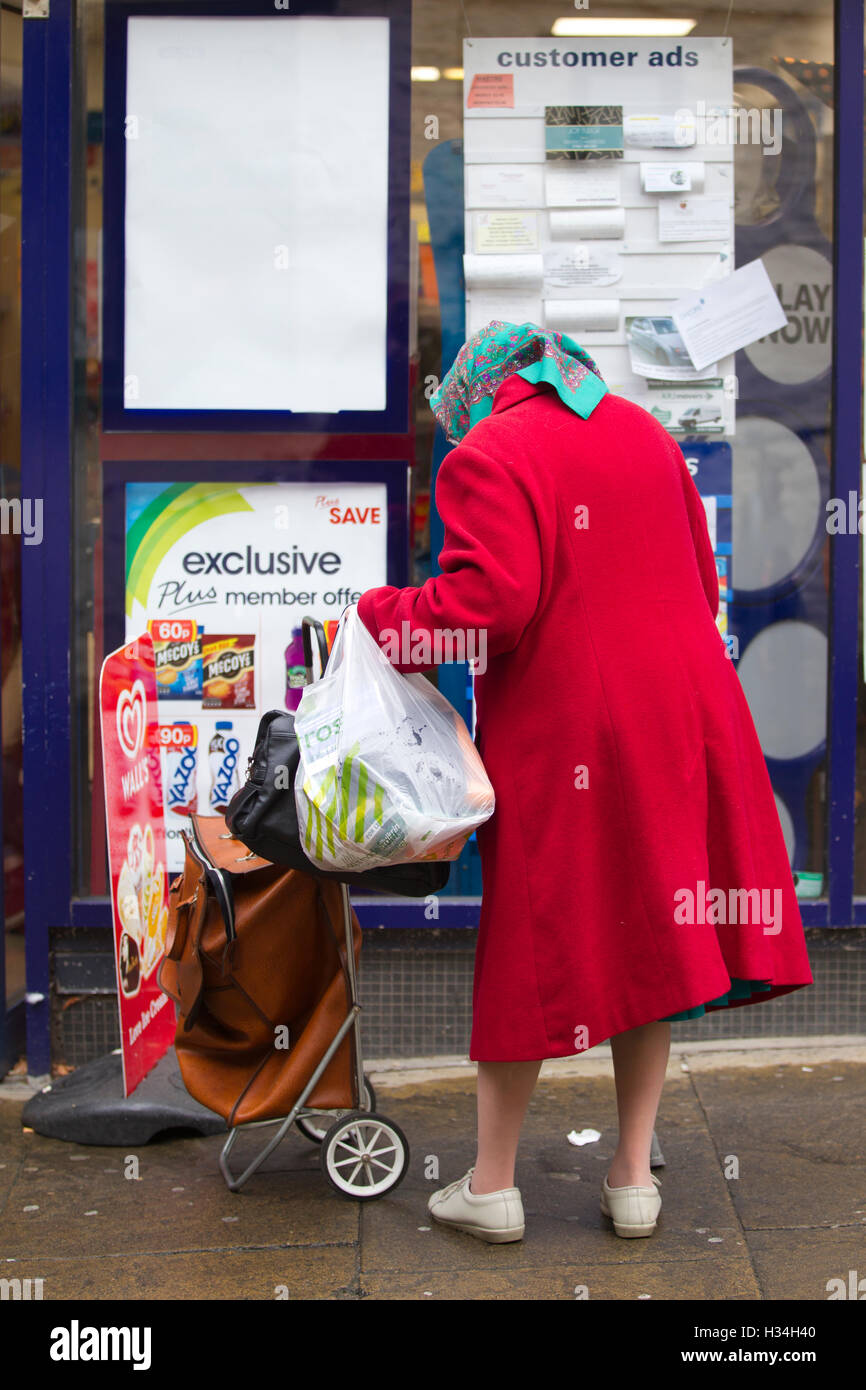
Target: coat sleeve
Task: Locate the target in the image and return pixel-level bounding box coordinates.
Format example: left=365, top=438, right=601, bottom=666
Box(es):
left=356, top=440, right=543, bottom=673
left=676, top=449, right=720, bottom=622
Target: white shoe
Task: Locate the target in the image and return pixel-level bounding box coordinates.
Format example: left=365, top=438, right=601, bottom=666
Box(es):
left=428, top=1167, right=525, bottom=1243
left=600, top=1173, right=662, bottom=1237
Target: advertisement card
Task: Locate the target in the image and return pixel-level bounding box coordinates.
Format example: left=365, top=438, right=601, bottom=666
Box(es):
left=99, top=633, right=176, bottom=1096
left=125, top=479, right=389, bottom=871
left=545, top=105, right=624, bottom=161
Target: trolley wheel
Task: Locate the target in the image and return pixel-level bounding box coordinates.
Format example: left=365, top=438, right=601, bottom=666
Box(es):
left=320, top=1111, right=409, bottom=1201
left=295, top=1076, right=377, bottom=1144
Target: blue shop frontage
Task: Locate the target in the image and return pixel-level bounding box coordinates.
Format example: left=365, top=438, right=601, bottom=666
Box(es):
left=1, top=0, right=865, bottom=1080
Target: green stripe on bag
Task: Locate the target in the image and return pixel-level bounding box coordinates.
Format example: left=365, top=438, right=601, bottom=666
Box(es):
left=355, top=760, right=367, bottom=844
left=310, top=765, right=340, bottom=858
left=303, top=779, right=314, bottom=853
left=312, top=801, right=322, bottom=861
left=323, top=770, right=338, bottom=855
left=339, top=752, right=353, bottom=841
left=305, top=740, right=395, bottom=858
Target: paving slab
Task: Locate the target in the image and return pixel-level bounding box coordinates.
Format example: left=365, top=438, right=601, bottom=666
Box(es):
left=747, top=1225, right=866, bottom=1301
left=0, top=1107, right=25, bottom=1209
left=2, top=1056, right=865, bottom=1300
left=0, top=1125, right=359, bottom=1261
left=360, top=1074, right=751, bottom=1275
left=4, top=1247, right=358, bottom=1301
left=688, top=1061, right=866, bottom=1230
left=361, top=1256, right=761, bottom=1301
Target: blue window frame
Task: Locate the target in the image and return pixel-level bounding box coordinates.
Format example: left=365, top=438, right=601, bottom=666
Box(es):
left=15, top=0, right=865, bottom=1076
left=102, top=0, right=411, bottom=434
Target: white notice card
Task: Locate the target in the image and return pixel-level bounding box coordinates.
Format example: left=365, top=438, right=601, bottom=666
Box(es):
left=624, top=113, right=697, bottom=148
left=549, top=207, right=625, bottom=240
left=464, top=253, right=544, bottom=291
left=545, top=164, right=620, bottom=207
left=465, top=164, right=545, bottom=208
left=671, top=258, right=788, bottom=373
left=544, top=245, right=622, bottom=291
left=641, top=161, right=705, bottom=193
left=658, top=197, right=731, bottom=243
left=473, top=211, right=540, bottom=252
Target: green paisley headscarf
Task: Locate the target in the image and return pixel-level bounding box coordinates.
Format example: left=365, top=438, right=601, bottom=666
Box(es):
left=430, top=320, right=608, bottom=445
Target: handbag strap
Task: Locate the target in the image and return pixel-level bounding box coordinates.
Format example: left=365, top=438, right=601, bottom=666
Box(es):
left=301, top=617, right=330, bottom=682
left=186, top=817, right=236, bottom=935
left=185, top=820, right=237, bottom=974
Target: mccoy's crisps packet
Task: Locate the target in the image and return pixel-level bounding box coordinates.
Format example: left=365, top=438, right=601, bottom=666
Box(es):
left=202, top=635, right=256, bottom=709
left=148, top=618, right=203, bottom=701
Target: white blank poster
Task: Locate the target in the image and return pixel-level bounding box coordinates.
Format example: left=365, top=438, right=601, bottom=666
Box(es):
left=124, top=16, right=390, bottom=412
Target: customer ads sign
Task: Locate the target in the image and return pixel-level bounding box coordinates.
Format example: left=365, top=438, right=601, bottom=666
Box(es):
left=99, top=632, right=175, bottom=1095
left=124, top=480, right=388, bottom=870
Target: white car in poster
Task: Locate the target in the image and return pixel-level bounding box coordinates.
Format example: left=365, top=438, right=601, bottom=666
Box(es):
left=627, top=316, right=694, bottom=369
left=678, top=404, right=723, bottom=429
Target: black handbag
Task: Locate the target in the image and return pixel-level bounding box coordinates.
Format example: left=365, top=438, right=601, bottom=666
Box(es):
left=224, top=618, right=451, bottom=898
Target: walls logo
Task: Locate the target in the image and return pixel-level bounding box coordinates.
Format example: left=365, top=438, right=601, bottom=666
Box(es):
left=116, top=680, right=147, bottom=760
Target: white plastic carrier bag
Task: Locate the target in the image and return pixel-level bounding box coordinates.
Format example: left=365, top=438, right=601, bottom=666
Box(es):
left=294, top=605, right=495, bottom=873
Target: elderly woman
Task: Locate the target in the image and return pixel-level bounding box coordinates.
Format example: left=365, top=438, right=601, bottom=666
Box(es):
left=357, top=322, right=812, bottom=1243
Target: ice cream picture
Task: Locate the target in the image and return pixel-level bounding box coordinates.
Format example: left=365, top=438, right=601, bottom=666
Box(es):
left=119, top=932, right=141, bottom=997
left=116, top=823, right=168, bottom=985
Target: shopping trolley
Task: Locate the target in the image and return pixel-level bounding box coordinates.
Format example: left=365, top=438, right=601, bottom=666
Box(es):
left=162, top=617, right=411, bottom=1201
left=218, top=876, right=410, bottom=1200
left=224, top=614, right=410, bottom=1198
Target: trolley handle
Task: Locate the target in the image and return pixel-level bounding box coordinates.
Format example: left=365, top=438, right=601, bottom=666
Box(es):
left=301, top=617, right=330, bottom=684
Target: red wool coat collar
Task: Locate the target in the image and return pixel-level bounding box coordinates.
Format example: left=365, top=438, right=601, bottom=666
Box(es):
left=489, top=373, right=553, bottom=416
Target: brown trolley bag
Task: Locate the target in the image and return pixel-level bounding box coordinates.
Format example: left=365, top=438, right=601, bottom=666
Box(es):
left=157, top=621, right=413, bottom=1201
left=159, top=813, right=361, bottom=1128
left=157, top=813, right=404, bottom=1196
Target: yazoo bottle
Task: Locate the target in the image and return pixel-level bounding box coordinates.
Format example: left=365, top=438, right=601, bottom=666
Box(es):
left=209, top=721, right=241, bottom=812
left=165, top=722, right=198, bottom=817
left=284, top=626, right=306, bottom=711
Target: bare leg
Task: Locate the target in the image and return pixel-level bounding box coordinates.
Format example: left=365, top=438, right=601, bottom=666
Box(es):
left=471, top=1059, right=542, bottom=1194
left=607, top=1020, right=671, bottom=1187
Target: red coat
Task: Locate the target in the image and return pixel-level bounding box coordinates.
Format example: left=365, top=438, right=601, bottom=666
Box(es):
left=357, top=373, right=813, bottom=1061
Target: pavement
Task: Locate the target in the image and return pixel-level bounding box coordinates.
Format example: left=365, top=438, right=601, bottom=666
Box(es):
left=1, top=1037, right=865, bottom=1301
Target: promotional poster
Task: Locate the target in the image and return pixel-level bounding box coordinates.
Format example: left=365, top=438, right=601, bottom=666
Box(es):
left=124, top=479, right=389, bottom=870
left=99, top=632, right=175, bottom=1096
